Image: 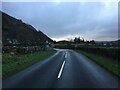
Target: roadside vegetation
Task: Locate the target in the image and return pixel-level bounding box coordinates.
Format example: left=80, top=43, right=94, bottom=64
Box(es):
left=2, top=48, right=56, bottom=79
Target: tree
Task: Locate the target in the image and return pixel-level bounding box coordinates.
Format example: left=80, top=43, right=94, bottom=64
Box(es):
left=77, top=37, right=81, bottom=43
left=81, top=38, right=84, bottom=43
left=74, top=37, right=81, bottom=43
left=74, top=37, right=78, bottom=43
left=90, top=40, right=95, bottom=44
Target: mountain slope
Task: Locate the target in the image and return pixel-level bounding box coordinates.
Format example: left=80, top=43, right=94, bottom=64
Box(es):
left=2, top=12, right=53, bottom=46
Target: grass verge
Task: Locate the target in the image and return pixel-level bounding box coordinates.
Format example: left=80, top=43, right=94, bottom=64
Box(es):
left=78, top=50, right=120, bottom=77
left=2, top=49, right=56, bottom=79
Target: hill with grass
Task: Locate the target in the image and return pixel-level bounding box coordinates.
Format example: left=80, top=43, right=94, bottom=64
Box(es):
left=2, top=12, right=53, bottom=47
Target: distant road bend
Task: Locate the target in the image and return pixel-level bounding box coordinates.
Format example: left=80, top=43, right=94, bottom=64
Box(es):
left=3, top=49, right=119, bottom=88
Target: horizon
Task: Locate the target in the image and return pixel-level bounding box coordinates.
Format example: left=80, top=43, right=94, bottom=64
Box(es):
left=1, top=1, right=118, bottom=41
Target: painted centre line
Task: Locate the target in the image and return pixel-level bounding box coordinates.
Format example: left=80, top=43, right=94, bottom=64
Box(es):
left=64, top=53, right=67, bottom=59
left=57, top=61, right=66, bottom=79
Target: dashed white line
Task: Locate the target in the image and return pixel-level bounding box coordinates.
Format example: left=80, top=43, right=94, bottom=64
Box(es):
left=57, top=61, right=66, bottom=79
left=64, top=52, right=67, bottom=59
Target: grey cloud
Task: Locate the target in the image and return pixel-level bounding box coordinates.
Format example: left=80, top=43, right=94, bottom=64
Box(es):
left=2, top=2, right=118, bottom=41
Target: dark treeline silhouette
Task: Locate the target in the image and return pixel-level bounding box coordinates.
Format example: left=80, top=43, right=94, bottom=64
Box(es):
left=55, top=37, right=95, bottom=45
left=55, top=36, right=119, bottom=47
left=73, top=37, right=95, bottom=44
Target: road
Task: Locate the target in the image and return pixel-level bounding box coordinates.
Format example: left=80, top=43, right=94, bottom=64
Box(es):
left=3, top=49, right=119, bottom=88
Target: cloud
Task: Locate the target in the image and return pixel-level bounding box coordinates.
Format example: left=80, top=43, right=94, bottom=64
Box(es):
left=2, top=2, right=118, bottom=41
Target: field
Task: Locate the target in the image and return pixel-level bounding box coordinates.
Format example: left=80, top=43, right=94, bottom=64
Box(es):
left=2, top=49, right=56, bottom=79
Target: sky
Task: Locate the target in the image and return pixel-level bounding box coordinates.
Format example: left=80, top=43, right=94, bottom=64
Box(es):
left=2, top=1, right=118, bottom=41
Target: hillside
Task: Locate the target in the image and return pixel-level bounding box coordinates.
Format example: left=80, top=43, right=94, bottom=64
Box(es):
left=2, top=12, right=53, bottom=47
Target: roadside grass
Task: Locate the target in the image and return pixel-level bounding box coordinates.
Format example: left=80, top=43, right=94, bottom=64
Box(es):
left=2, top=49, right=56, bottom=79
left=78, top=50, right=120, bottom=77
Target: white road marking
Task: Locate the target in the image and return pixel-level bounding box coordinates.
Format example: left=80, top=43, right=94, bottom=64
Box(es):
left=64, top=52, right=67, bottom=58
left=57, top=61, right=66, bottom=79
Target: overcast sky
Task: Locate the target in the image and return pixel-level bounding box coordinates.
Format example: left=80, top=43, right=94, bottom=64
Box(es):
left=2, top=1, right=118, bottom=41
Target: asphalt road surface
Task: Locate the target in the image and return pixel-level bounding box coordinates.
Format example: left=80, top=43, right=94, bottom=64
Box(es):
left=3, top=49, right=119, bottom=88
